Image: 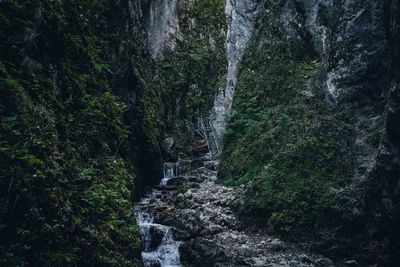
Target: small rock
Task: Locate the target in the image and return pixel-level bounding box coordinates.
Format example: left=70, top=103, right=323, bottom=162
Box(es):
left=344, top=260, right=358, bottom=266
left=269, top=239, right=285, bottom=251
left=188, top=182, right=201, bottom=189
left=252, top=257, right=267, bottom=266
left=184, top=190, right=193, bottom=199
left=299, top=254, right=313, bottom=263
left=315, top=257, right=334, bottom=266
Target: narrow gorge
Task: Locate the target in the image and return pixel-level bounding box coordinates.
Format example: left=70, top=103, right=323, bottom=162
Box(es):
left=0, top=0, right=399, bottom=267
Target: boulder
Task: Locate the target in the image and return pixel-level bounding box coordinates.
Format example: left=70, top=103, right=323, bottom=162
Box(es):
left=166, top=176, right=187, bottom=186
left=149, top=226, right=164, bottom=251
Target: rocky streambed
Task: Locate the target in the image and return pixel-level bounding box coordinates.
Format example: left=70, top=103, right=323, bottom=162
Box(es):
left=135, top=154, right=336, bottom=267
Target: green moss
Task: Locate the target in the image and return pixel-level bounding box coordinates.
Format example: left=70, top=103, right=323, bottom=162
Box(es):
left=219, top=0, right=382, bottom=235
left=155, top=0, right=226, bottom=147
left=0, top=1, right=143, bottom=266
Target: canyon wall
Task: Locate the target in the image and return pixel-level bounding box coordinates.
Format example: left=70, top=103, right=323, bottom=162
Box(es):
left=219, top=0, right=399, bottom=264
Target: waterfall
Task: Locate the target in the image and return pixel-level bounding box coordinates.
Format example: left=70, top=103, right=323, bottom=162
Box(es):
left=136, top=210, right=181, bottom=267
left=160, top=162, right=179, bottom=186
left=135, top=162, right=181, bottom=267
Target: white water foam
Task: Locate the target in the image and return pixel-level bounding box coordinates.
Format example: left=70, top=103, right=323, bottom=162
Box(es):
left=135, top=162, right=182, bottom=267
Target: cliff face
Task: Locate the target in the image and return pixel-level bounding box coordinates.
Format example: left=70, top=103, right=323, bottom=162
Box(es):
left=294, top=0, right=390, bottom=103
left=0, top=0, right=166, bottom=265
left=211, top=0, right=262, bottom=144
left=219, top=0, right=398, bottom=264
left=1, top=0, right=398, bottom=265
left=146, top=0, right=180, bottom=60
left=144, top=0, right=226, bottom=147
left=373, top=0, right=400, bottom=264
left=0, top=0, right=226, bottom=265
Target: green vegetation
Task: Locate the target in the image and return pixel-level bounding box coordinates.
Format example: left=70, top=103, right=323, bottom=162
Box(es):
left=0, top=0, right=226, bottom=265
left=0, top=0, right=150, bottom=266
left=219, top=1, right=383, bottom=235
left=157, top=0, right=226, bottom=146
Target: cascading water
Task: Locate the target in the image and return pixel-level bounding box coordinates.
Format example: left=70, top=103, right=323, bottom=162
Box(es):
left=135, top=162, right=181, bottom=267
left=161, top=162, right=179, bottom=186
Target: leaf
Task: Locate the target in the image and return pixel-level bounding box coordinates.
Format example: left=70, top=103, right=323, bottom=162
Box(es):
left=2, top=116, right=18, bottom=130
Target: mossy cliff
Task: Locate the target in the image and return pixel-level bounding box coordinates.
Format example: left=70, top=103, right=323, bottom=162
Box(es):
left=0, top=1, right=153, bottom=265
left=0, top=0, right=225, bottom=266
left=149, top=0, right=226, bottom=147
left=219, top=0, right=397, bottom=264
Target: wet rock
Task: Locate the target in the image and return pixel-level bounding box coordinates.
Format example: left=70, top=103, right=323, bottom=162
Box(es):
left=300, top=254, right=313, bottom=263
left=172, top=227, right=191, bottom=241
left=149, top=226, right=164, bottom=251
left=159, top=217, right=176, bottom=227
left=166, top=176, right=187, bottom=186
left=184, top=190, right=193, bottom=199
left=136, top=155, right=334, bottom=267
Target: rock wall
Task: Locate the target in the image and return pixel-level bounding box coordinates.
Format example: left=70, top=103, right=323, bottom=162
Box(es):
left=146, top=0, right=181, bottom=59
left=219, top=0, right=397, bottom=264
left=0, top=0, right=164, bottom=265
left=373, top=0, right=400, bottom=264
left=211, top=0, right=262, bottom=145
left=144, top=0, right=226, bottom=148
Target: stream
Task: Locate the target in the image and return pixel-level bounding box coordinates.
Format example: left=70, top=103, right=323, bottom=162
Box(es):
left=135, top=163, right=182, bottom=267
left=134, top=156, right=335, bottom=267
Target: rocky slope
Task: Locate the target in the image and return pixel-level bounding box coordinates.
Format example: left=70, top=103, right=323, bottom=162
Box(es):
left=136, top=154, right=338, bottom=267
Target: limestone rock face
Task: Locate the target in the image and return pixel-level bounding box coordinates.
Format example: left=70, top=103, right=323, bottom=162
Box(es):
left=300, top=0, right=390, bottom=102
left=214, top=0, right=398, bottom=263
left=146, top=0, right=181, bottom=59
left=211, top=0, right=262, bottom=145
left=211, top=0, right=390, bottom=145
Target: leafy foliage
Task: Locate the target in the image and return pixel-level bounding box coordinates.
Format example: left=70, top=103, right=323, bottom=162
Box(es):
left=219, top=0, right=383, bottom=235
left=156, top=0, right=226, bottom=146
left=0, top=0, right=160, bottom=266
left=0, top=0, right=227, bottom=265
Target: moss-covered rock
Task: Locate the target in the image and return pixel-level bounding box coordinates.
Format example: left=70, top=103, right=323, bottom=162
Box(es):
left=0, top=0, right=155, bottom=266
left=219, top=0, right=385, bottom=260
left=155, top=0, right=226, bottom=147
left=0, top=0, right=227, bottom=265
